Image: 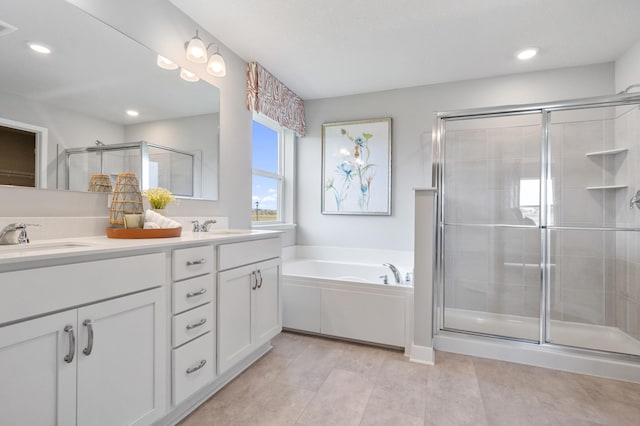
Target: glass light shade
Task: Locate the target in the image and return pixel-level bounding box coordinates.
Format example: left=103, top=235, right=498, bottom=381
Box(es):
left=180, top=68, right=199, bottom=82
left=206, top=52, right=226, bottom=77
left=186, top=36, right=207, bottom=63
left=156, top=54, right=178, bottom=70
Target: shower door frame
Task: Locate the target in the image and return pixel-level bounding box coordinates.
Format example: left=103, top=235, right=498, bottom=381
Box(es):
left=433, top=91, right=640, bottom=360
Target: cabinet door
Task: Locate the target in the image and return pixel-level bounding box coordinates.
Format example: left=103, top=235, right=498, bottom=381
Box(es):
left=217, top=264, right=254, bottom=374
left=254, top=258, right=281, bottom=346
left=76, top=288, right=166, bottom=426
left=0, top=310, right=77, bottom=426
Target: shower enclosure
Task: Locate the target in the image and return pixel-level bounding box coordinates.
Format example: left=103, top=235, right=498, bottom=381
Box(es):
left=62, top=141, right=198, bottom=197
left=434, top=90, right=640, bottom=359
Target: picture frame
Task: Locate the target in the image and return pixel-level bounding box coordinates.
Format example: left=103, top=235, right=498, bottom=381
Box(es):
left=321, top=117, right=391, bottom=215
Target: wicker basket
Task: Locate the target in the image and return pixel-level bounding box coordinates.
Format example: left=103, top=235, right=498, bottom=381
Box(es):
left=109, top=173, right=143, bottom=225
left=88, top=174, right=113, bottom=193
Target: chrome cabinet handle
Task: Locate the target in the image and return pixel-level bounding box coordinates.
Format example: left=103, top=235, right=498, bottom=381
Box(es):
left=82, top=319, right=94, bottom=356
left=186, top=288, right=207, bottom=298
left=186, top=318, right=207, bottom=330
left=64, top=325, right=75, bottom=363
left=186, top=359, right=207, bottom=374
left=186, top=258, right=207, bottom=266
left=257, top=270, right=263, bottom=288
left=251, top=271, right=257, bottom=290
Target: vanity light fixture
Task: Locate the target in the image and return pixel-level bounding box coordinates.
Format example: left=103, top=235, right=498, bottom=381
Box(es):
left=185, top=30, right=207, bottom=63
left=126, top=110, right=139, bottom=117
left=28, top=42, right=51, bottom=54
left=516, top=47, right=539, bottom=60
left=156, top=54, right=178, bottom=70
left=179, top=68, right=199, bottom=82
left=185, top=29, right=227, bottom=77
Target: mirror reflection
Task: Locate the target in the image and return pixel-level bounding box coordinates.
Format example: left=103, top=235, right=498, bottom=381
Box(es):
left=0, top=0, right=220, bottom=200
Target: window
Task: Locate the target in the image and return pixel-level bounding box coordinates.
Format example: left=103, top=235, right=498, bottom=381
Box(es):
left=252, top=116, right=284, bottom=223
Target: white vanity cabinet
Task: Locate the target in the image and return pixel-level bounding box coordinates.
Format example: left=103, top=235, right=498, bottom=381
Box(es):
left=171, top=245, right=216, bottom=406
left=217, top=238, right=282, bottom=374
left=0, top=253, right=166, bottom=426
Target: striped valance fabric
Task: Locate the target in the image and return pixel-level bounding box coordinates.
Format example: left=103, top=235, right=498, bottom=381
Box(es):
left=247, top=62, right=306, bottom=136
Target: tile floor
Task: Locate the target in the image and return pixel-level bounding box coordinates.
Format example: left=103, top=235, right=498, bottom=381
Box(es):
left=180, top=331, right=640, bottom=426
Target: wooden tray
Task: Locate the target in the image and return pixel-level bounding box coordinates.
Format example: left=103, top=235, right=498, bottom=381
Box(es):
left=106, top=227, right=182, bottom=239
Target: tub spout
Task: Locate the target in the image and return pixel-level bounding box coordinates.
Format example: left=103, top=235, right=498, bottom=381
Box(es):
left=383, top=263, right=401, bottom=284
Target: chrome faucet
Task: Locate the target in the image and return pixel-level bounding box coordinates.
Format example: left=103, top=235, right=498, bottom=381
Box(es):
left=191, top=219, right=217, bottom=232
left=383, top=263, right=402, bottom=284
left=0, top=223, right=30, bottom=245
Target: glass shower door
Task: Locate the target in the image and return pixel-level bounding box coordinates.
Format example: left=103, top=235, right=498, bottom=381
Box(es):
left=546, top=105, right=640, bottom=355
left=441, top=113, right=543, bottom=341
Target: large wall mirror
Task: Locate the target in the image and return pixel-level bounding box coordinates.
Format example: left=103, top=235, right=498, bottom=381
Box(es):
left=0, top=0, right=220, bottom=200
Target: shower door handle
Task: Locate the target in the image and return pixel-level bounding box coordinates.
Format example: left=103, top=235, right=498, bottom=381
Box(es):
left=630, top=190, right=640, bottom=210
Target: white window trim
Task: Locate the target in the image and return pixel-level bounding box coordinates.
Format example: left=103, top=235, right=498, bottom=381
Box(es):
left=251, top=112, right=296, bottom=227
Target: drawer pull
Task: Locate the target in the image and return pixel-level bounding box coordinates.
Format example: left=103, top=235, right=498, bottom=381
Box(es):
left=64, top=325, right=75, bottom=363
left=82, top=319, right=94, bottom=356
left=186, top=359, right=207, bottom=374
left=186, top=318, right=207, bottom=330
left=257, top=269, right=263, bottom=289
left=186, top=258, right=207, bottom=266
left=186, top=288, right=207, bottom=298
left=251, top=271, right=257, bottom=290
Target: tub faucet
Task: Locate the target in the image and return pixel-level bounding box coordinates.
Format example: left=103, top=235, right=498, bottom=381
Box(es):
left=383, top=263, right=402, bottom=284
left=0, top=223, right=30, bottom=245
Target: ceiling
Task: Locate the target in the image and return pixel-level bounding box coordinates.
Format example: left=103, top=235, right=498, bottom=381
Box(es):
left=170, top=0, right=640, bottom=100
left=0, top=0, right=219, bottom=125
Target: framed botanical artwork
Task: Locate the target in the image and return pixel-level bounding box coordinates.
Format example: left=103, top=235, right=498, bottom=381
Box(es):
left=321, top=117, right=391, bottom=215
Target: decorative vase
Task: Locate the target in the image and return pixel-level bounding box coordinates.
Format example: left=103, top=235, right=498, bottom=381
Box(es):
left=88, top=174, right=113, bottom=192
left=151, top=208, right=166, bottom=216
left=109, top=173, right=143, bottom=225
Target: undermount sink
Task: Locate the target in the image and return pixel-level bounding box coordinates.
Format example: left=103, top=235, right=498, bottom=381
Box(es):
left=0, top=242, right=92, bottom=254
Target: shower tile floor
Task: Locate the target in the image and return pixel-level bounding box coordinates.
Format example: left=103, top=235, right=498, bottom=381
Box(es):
left=180, top=331, right=640, bottom=426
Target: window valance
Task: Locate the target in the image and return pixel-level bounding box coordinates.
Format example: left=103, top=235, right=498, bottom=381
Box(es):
left=247, top=62, right=306, bottom=136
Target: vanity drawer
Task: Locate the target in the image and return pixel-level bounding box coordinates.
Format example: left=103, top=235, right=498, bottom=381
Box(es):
left=172, top=303, right=214, bottom=348
left=173, top=245, right=214, bottom=281
left=0, top=253, right=165, bottom=326
left=217, top=237, right=280, bottom=271
left=172, top=274, right=214, bottom=314
left=172, top=332, right=215, bottom=405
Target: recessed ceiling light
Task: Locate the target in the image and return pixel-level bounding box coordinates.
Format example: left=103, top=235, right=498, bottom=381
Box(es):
left=516, top=48, right=538, bottom=61
left=126, top=110, right=139, bottom=117
left=28, top=42, right=51, bottom=54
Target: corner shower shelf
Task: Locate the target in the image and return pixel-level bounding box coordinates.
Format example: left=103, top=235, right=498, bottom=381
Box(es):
left=585, top=185, right=628, bottom=190
left=585, top=148, right=628, bottom=157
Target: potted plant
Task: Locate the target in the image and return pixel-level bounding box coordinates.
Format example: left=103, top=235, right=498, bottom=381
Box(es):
left=143, top=187, right=175, bottom=215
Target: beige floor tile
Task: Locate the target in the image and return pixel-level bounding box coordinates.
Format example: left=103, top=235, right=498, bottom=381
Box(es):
left=359, top=403, right=423, bottom=426
left=180, top=332, right=640, bottom=426
left=296, top=369, right=374, bottom=426
left=276, top=339, right=345, bottom=392
left=425, top=357, right=487, bottom=426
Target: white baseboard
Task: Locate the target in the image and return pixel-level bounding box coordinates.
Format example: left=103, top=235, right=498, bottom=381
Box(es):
left=409, top=343, right=435, bottom=365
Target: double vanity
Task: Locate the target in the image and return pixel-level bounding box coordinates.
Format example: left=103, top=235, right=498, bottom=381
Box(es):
left=0, top=229, right=282, bottom=425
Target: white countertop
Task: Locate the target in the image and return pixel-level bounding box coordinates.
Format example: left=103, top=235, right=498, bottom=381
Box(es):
left=0, top=229, right=281, bottom=269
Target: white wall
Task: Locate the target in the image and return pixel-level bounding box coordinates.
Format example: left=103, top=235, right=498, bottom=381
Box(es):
left=615, top=39, right=640, bottom=93
left=124, top=113, right=220, bottom=200
left=298, top=63, right=615, bottom=251
left=1, top=0, right=252, bottom=226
